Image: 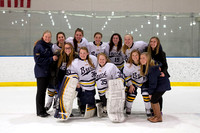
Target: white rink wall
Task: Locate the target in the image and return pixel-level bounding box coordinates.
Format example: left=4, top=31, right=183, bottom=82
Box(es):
left=0, top=57, right=200, bottom=83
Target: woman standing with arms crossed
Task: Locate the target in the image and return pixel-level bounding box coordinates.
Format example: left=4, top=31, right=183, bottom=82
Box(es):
left=140, top=52, right=171, bottom=122
left=33, top=30, right=58, bottom=117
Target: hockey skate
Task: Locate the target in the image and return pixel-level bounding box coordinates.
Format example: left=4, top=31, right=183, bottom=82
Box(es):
left=106, top=79, right=126, bottom=122
left=56, top=76, right=78, bottom=120
left=84, top=104, right=96, bottom=118
left=96, top=102, right=107, bottom=118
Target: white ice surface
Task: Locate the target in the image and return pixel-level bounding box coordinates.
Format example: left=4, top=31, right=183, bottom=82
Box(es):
left=0, top=87, right=200, bottom=133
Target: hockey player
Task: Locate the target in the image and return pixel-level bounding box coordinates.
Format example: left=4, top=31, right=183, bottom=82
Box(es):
left=122, top=34, right=148, bottom=62
left=54, top=42, right=78, bottom=119
left=87, top=32, right=109, bottom=57
left=65, top=28, right=89, bottom=53
left=67, top=47, right=97, bottom=117
left=45, top=32, right=66, bottom=111
left=95, top=53, right=124, bottom=117
left=56, top=42, right=78, bottom=89
left=105, top=33, right=125, bottom=71
left=123, top=49, right=151, bottom=116
left=140, top=52, right=171, bottom=123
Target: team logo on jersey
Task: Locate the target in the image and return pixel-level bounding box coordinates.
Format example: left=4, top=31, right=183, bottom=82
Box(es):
left=109, top=51, right=121, bottom=57
left=91, top=51, right=95, bottom=56
left=80, top=66, right=94, bottom=76
left=96, top=71, right=107, bottom=81
left=132, top=72, right=142, bottom=79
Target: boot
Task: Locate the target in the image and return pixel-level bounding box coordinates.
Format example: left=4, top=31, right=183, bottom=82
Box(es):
left=147, top=103, right=155, bottom=121
left=149, top=103, right=162, bottom=123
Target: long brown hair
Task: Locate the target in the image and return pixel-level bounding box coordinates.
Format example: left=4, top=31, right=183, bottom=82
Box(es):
left=147, top=36, right=161, bottom=55
left=79, top=47, right=95, bottom=68
left=109, top=33, right=122, bottom=52
left=122, top=34, right=133, bottom=54
left=56, top=31, right=66, bottom=45
left=73, top=28, right=84, bottom=52
left=57, top=42, right=75, bottom=68
left=140, top=52, right=156, bottom=76
left=127, top=49, right=140, bottom=67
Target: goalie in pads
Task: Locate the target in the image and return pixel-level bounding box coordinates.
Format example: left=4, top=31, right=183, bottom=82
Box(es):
left=54, top=76, right=78, bottom=120
left=55, top=47, right=97, bottom=119
left=96, top=53, right=125, bottom=122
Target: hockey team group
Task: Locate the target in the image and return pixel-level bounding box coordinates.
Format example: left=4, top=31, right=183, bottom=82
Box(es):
left=33, top=28, right=171, bottom=123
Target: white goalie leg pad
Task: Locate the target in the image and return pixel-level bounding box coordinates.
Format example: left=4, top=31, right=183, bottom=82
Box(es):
left=59, top=77, right=78, bottom=120
left=96, top=102, right=103, bottom=118
left=106, top=79, right=126, bottom=122
left=84, top=104, right=96, bottom=119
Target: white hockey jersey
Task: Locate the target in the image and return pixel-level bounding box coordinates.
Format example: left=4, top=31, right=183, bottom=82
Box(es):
left=52, top=43, right=62, bottom=54
left=105, top=45, right=125, bottom=70
left=65, top=37, right=89, bottom=52
left=123, top=41, right=148, bottom=62
left=67, top=55, right=97, bottom=91
left=123, top=62, right=147, bottom=88
left=88, top=41, right=109, bottom=57
left=96, top=62, right=124, bottom=96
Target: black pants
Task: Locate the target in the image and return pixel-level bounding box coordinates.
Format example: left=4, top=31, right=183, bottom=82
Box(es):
left=76, top=88, right=96, bottom=111
left=151, top=91, right=165, bottom=105
left=36, top=77, right=49, bottom=115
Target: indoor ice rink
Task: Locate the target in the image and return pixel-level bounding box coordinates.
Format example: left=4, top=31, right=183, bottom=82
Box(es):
left=0, top=86, right=200, bottom=133
left=0, top=0, right=200, bottom=133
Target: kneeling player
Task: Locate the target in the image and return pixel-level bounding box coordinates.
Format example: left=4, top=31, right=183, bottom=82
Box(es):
left=69, top=47, right=97, bottom=118
left=123, top=50, right=151, bottom=116
left=96, top=53, right=124, bottom=121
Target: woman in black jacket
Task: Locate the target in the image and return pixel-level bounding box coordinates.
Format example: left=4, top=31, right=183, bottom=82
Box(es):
left=33, top=30, right=58, bottom=117
left=140, top=52, right=171, bottom=122
left=147, top=36, right=170, bottom=78
left=146, top=36, right=170, bottom=113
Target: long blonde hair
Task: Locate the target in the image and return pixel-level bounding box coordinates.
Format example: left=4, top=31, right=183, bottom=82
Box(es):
left=57, top=42, right=75, bottom=68
left=34, top=30, right=52, bottom=46
left=147, top=36, right=161, bottom=55
left=127, top=49, right=140, bottom=67
left=79, top=47, right=95, bottom=68
left=122, top=34, right=133, bottom=54
left=140, top=52, right=156, bottom=76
